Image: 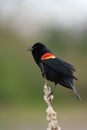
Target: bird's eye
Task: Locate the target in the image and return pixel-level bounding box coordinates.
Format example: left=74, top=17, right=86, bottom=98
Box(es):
left=33, top=46, right=36, bottom=49
left=33, top=45, right=37, bottom=50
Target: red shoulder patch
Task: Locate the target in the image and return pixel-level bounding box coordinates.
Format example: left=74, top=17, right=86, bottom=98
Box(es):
left=41, top=52, right=56, bottom=60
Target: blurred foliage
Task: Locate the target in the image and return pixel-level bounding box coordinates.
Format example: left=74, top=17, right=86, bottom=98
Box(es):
left=0, top=26, right=87, bottom=107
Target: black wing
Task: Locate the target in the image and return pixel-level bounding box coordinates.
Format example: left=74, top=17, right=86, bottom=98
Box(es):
left=40, top=58, right=81, bottom=100
left=41, top=58, right=77, bottom=80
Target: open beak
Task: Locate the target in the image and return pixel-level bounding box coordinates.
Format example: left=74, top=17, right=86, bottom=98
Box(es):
left=27, top=47, right=33, bottom=51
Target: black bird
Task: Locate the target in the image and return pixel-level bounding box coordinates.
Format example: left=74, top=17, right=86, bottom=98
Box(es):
left=28, top=42, right=81, bottom=100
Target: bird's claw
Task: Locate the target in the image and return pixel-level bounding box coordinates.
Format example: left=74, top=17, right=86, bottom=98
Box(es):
left=47, top=92, right=53, bottom=98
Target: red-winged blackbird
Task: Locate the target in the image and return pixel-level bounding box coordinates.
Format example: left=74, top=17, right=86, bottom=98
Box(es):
left=28, top=42, right=81, bottom=100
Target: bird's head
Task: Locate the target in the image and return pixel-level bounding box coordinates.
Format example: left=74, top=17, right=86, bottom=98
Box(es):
left=27, top=42, right=50, bottom=65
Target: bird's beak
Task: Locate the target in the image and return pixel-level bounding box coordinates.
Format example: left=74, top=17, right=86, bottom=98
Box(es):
left=27, top=47, right=33, bottom=51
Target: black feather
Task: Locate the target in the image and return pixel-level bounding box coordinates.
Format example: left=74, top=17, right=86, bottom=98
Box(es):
left=29, top=42, right=81, bottom=100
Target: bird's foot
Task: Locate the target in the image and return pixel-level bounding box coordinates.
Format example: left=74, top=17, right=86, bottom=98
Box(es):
left=47, top=91, right=53, bottom=98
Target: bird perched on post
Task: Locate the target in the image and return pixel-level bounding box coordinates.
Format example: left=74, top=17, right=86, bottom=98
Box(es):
left=28, top=42, right=81, bottom=100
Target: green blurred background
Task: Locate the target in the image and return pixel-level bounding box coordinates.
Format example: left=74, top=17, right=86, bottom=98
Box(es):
left=0, top=1, right=87, bottom=130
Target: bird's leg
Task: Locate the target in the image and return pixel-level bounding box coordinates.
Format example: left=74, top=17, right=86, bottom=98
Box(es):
left=47, top=84, right=57, bottom=98
left=41, top=62, right=57, bottom=98
left=40, top=62, right=48, bottom=83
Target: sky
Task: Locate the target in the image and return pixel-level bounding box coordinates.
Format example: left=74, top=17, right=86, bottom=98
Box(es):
left=0, top=0, right=87, bottom=36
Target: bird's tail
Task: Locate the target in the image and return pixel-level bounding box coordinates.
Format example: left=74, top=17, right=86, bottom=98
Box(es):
left=69, top=82, right=81, bottom=100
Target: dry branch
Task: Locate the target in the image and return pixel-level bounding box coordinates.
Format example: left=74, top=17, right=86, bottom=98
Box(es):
left=44, top=82, right=61, bottom=130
